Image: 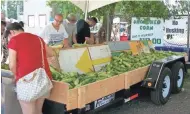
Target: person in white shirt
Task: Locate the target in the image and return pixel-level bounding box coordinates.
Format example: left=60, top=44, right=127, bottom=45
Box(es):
left=89, top=17, right=102, bottom=44
left=40, top=14, right=69, bottom=47
left=89, top=17, right=102, bottom=34
left=62, top=13, right=77, bottom=46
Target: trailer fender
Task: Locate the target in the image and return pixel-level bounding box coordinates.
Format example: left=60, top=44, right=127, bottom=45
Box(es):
left=142, top=55, right=186, bottom=89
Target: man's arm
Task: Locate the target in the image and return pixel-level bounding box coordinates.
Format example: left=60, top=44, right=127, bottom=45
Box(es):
left=44, top=43, right=57, bottom=57
left=72, top=26, right=77, bottom=44
left=72, top=35, right=77, bottom=44
left=63, top=39, right=69, bottom=48
left=62, top=26, right=70, bottom=48
left=90, top=23, right=102, bottom=34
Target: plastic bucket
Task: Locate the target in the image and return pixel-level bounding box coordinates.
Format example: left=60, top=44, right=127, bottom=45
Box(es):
left=120, top=36, right=128, bottom=41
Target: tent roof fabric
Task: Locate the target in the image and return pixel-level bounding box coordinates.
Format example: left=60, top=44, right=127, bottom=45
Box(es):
left=70, top=0, right=121, bottom=12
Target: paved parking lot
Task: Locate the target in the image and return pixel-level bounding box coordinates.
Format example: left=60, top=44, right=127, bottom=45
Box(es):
left=98, top=77, right=190, bottom=114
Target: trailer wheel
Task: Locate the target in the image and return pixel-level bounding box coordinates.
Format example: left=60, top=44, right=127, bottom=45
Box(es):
left=171, top=62, right=185, bottom=94
left=151, top=67, right=172, bottom=105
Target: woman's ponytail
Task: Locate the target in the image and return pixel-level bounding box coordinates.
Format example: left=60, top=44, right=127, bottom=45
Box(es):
left=6, top=22, right=24, bottom=32
left=19, top=21, right=24, bottom=28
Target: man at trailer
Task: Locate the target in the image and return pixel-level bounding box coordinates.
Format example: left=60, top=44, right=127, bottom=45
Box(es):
left=63, top=13, right=77, bottom=46
left=40, top=14, right=69, bottom=47
left=76, top=17, right=98, bottom=44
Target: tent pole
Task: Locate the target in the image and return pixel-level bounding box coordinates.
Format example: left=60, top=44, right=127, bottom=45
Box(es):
left=106, top=14, right=110, bottom=42
left=84, top=0, right=89, bottom=20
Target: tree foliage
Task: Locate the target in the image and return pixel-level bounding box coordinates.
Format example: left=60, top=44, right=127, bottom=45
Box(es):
left=88, top=3, right=117, bottom=20
left=47, top=0, right=170, bottom=21
left=46, top=0, right=84, bottom=19
left=116, top=1, right=170, bottom=23
left=168, top=0, right=190, bottom=17
left=46, top=0, right=170, bottom=40
left=1, top=0, right=23, bottom=19
left=46, top=0, right=117, bottom=20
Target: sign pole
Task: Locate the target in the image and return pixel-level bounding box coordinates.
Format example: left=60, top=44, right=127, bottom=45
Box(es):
left=187, top=0, right=190, bottom=61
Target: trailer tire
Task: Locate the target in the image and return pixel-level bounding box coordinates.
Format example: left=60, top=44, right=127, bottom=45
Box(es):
left=171, top=62, right=185, bottom=94
left=151, top=67, right=172, bottom=105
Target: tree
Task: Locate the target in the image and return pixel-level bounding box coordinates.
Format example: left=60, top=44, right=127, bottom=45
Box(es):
left=46, top=0, right=170, bottom=41
left=46, top=0, right=84, bottom=19
left=88, top=3, right=117, bottom=41
left=116, top=1, right=170, bottom=23
left=168, top=0, right=190, bottom=18
left=1, top=0, right=23, bottom=19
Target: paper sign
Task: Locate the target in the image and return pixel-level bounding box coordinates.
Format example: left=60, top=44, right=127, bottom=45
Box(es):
left=131, top=17, right=164, bottom=47
left=163, top=18, right=188, bottom=47
left=129, top=41, right=144, bottom=55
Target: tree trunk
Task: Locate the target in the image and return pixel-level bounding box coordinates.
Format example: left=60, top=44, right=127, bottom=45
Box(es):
left=102, top=4, right=116, bottom=42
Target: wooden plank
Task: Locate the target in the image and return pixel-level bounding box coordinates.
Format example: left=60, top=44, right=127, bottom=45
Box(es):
left=48, top=81, right=79, bottom=111
left=107, top=41, right=130, bottom=52
left=48, top=81, right=69, bottom=104
left=59, top=44, right=106, bottom=51
left=59, top=47, right=93, bottom=73
left=111, top=50, right=130, bottom=53
left=67, top=88, right=78, bottom=111
left=125, top=66, right=149, bottom=88
left=59, top=45, right=111, bottom=73
left=82, top=74, right=125, bottom=105
left=87, top=44, right=106, bottom=47
left=122, top=72, right=129, bottom=89
left=78, top=86, right=86, bottom=108
left=88, top=45, right=112, bottom=71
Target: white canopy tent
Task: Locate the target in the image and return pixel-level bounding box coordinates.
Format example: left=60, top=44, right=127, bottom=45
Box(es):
left=69, top=0, right=121, bottom=20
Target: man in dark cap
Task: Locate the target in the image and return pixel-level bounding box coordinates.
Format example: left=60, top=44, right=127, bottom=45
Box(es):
left=76, top=17, right=99, bottom=44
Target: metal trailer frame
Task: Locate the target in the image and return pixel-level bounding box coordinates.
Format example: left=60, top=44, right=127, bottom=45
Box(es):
left=41, top=55, right=187, bottom=114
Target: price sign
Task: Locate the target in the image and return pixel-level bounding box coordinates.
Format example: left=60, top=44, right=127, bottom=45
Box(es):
left=129, top=41, right=144, bottom=55
left=131, top=17, right=164, bottom=47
